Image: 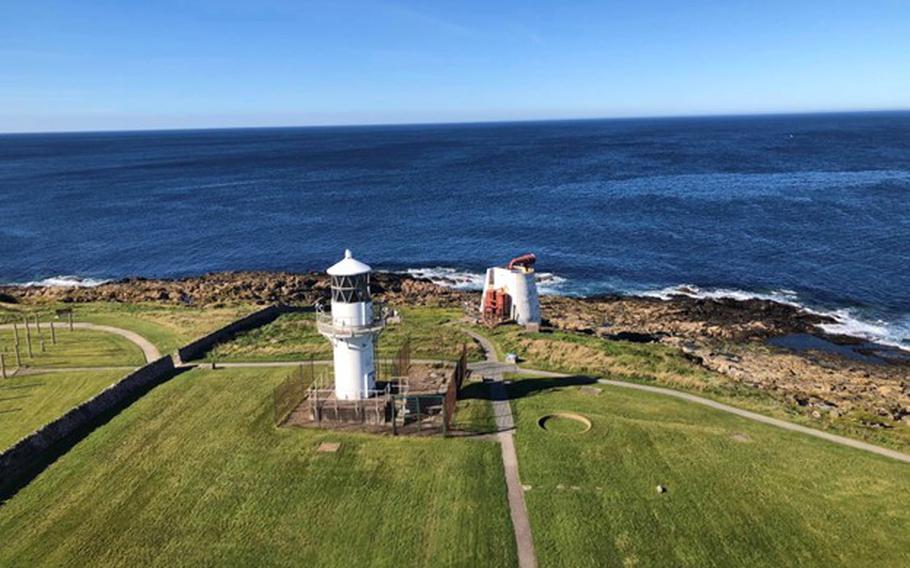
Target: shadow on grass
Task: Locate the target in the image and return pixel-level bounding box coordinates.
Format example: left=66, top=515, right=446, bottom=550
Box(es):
left=507, top=375, right=599, bottom=397
left=453, top=375, right=598, bottom=437
left=0, top=366, right=193, bottom=505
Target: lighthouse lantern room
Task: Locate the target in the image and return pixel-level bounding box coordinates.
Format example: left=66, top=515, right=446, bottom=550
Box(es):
left=316, top=249, right=385, bottom=400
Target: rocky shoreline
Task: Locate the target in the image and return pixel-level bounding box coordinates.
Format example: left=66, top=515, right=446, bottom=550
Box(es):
left=2, top=271, right=908, bottom=432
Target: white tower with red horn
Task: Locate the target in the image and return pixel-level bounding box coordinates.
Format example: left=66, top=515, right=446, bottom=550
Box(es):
left=480, top=253, right=541, bottom=328
left=316, top=250, right=385, bottom=400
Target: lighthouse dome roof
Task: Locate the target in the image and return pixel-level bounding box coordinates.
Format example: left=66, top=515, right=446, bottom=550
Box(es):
left=327, top=249, right=372, bottom=276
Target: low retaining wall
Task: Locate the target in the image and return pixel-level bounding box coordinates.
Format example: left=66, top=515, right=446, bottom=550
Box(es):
left=1, top=303, right=298, bottom=501
left=176, top=304, right=287, bottom=363
left=0, top=356, right=176, bottom=499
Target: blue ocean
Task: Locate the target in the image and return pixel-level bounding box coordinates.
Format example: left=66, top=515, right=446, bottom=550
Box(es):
left=1, top=112, right=909, bottom=346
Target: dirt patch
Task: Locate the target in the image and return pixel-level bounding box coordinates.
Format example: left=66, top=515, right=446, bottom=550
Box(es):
left=317, top=442, right=341, bottom=453
left=731, top=433, right=751, bottom=443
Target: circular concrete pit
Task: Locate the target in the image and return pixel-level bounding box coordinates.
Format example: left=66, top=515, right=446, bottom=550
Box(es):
left=537, top=412, right=592, bottom=434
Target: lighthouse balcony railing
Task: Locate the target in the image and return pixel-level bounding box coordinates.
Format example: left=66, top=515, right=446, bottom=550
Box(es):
left=315, top=306, right=386, bottom=337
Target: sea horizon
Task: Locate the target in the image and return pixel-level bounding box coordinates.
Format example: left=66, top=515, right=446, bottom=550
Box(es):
left=2, top=108, right=909, bottom=137
left=2, top=111, right=908, bottom=347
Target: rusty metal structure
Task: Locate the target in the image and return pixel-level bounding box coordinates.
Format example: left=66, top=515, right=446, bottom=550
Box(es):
left=442, top=344, right=469, bottom=432
left=273, top=359, right=318, bottom=426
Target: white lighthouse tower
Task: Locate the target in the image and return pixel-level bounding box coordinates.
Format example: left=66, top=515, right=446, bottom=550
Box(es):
left=316, top=250, right=385, bottom=400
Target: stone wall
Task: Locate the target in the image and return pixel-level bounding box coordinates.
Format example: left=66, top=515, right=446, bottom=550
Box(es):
left=0, top=356, right=176, bottom=498
left=176, top=304, right=287, bottom=363
left=0, top=303, right=296, bottom=501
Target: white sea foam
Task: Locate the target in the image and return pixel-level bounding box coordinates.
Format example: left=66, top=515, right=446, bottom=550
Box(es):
left=15, top=275, right=110, bottom=288
left=640, top=284, right=802, bottom=306
left=535, top=272, right=568, bottom=294
left=816, top=310, right=910, bottom=349
left=404, top=267, right=486, bottom=290
left=404, top=267, right=568, bottom=294
left=640, top=283, right=910, bottom=350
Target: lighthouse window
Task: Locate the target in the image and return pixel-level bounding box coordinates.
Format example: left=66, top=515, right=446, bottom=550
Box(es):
left=331, top=274, right=370, bottom=303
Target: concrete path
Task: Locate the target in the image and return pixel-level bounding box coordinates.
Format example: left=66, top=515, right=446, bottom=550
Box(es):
left=0, top=322, right=161, bottom=364
left=465, top=330, right=538, bottom=568
left=514, top=366, right=910, bottom=464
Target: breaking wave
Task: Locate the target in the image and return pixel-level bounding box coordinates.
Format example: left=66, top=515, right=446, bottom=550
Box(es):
left=640, top=283, right=910, bottom=350
left=12, top=275, right=110, bottom=288
left=405, top=275, right=909, bottom=350
left=404, top=267, right=567, bottom=294
left=640, top=284, right=803, bottom=306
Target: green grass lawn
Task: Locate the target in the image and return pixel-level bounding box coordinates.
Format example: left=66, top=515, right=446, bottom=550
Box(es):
left=0, top=367, right=517, bottom=567
left=0, top=302, right=256, bottom=356
left=0, top=370, right=126, bottom=450
left=0, top=328, right=145, bottom=368
left=482, top=325, right=910, bottom=452
left=211, top=307, right=484, bottom=363
left=507, top=375, right=910, bottom=567
left=68, top=302, right=256, bottom=355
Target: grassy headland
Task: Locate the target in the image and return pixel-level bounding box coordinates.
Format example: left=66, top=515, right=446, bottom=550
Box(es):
left=483, top=325, right=910, bottom=452
left=0, top=370, right=126, bottom=450
left=0, top=367, right=516, bottom=567
left=507, top=374, right=910, bottom=567
left=210, top=307, right=484, bottom=363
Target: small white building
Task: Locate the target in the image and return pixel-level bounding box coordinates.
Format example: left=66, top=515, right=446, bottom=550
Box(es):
left=316, top=250, right=385, bottom=400
left=480, top=253, right=541, bottom=327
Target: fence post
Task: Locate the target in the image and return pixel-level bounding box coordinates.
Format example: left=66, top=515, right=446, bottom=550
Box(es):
left=391, top=395, right=397, bottom=435
left=69, top=311, right=74, bottom=331
left=0, top=352, right=5, bottom=379
left=314, top=386, right=320, bottom=426
left=25, top=319, right=33, bottom=358
left=15, top=342, right=21, bottom=367
left=13, top=322, right=19, bottom=344
left=35, top=315, right=42, bottom=336
left=416, top=397, right=421, bottom=432
left=50, top=321, right=57, bottom=344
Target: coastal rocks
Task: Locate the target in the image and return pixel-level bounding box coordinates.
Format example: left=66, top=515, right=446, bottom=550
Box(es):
left=0, top=271, right=470, bottom=309
left=538, top=294, right=909, bottom=434
left=541, top=295, right=833, bottom=342
left=3, top=269, right=909, bottom=435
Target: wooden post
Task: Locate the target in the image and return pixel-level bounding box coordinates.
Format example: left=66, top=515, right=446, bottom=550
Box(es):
left=15, top=342, right=21, bottom=367
left=40, top=339, right=46, bottom=353
left=13, top=322, right=19, bottom=344
left=69, top=311, right=74, bottom=331
left=51, top=321, right=57, bottom=344
left=0, top=352, right=5, bottom=379
left=392, top=396, right=397, bottom=435
left=34, top=315, right=42, bottom=336
left=416, top=396, right=422, bottom=432
left=25, top=319, right=33, bottom=358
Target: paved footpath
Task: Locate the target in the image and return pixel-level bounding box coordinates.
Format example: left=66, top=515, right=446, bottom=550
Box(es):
left=0, top=322, right=161, bottom=364
left=465, top=330, right=538, bottom=568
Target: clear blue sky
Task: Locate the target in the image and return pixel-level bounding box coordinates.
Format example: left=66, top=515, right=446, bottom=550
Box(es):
left=2, top=0, right=908, bottom=132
